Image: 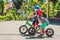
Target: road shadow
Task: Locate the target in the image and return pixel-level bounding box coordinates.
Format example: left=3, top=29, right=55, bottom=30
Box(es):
left=0, top=34, right=20, bottom=35
left=25, top=35, right=53, bottom=39
left=21, top=34, right=53, bottom=39
left=20, top=34, right=30, bottom=37
left=1, top=33, right=30, bottom=36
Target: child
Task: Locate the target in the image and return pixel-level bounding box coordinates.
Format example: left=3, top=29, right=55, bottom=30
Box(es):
left=38, top=16, right=49, bottom=35
left=31, top=5, right=42, bottom=27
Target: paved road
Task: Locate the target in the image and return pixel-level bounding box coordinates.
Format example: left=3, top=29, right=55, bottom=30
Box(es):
left=0, top=21, right=60, bottom=40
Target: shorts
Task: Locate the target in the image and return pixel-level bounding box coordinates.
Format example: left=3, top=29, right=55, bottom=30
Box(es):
left=40, top=22, right=49, bottom=29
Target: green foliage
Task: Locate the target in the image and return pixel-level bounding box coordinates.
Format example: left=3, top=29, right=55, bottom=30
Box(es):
left=41, top=2, right=47, bottom=14
left=5, top=8, right=17, bottom=20
left=5, top=7, right=28, bottom=20
left=0, top=0, right=4, bottom=15
left=41, top=2, right=57, bottom=18
left=55, top=0, right=60, bottom=10
left=54, top=0, right=60, bottom=15
left=0, top=15, right=5, bottom=20
left=19, top=14, right=27, bottom=20
left=1, top=0, right=60, bottom=21
left=49, top=2, right=54, bottom=17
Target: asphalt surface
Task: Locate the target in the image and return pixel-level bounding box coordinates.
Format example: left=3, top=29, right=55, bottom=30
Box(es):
left=0, top=21, right=60, bottom=40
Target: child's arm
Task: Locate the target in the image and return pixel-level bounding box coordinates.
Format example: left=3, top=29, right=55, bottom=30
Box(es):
left=29, top=13, right=37, bottom=18
left=37, top=18, right=41, bottom=23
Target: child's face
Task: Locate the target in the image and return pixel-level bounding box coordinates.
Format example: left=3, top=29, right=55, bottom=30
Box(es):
left=34, top=9, right=37, bottom=12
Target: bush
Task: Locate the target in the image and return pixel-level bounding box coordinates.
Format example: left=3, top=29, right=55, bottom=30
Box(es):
left=19, top=14, right=28, bottom=20
left=49, top=2, right=54, bottom=17
left=5, top=8, right=17, bottom=20
left=0, top=15, right=5, bottom=20
left=41, top=2, right=47, bottom=14
left=54, top=0, right=60, bottom=16
left=41, top=2, right=55, bottom=18
left=2, top=1, right=60, bottom=21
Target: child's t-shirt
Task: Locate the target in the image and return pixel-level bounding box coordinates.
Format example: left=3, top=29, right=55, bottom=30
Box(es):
left=33, top=12, right=37, bottom=21
left=39, top=17, right=49, bottom=23
left=36, top=10, right=43, bottom=16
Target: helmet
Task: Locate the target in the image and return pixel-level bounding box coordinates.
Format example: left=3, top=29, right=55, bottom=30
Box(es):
left=34, top=5, right=40, bottom=10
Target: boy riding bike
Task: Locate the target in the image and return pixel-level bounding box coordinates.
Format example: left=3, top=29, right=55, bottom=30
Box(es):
left=29, top=5, right=49, bottom=35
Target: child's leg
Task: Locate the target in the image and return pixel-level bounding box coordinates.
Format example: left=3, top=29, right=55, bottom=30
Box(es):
left=39, top=28, right=44, bottom=35
left=32, top=21, right=36, bottom=27
left=40, top=22, right=49, bottom=35
left=37, top=18, right=44, bottom=34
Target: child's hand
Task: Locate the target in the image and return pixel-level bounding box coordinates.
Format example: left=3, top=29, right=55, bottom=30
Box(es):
left=28, top=16, right=30, bottom=19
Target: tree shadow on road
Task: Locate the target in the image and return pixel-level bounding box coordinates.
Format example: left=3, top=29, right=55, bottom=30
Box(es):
left=20, top=34, right=53, bottom=39
left=20, top=33, right=53, bottom=39
left=20, top=34, right=30, bottom=37
left=0, top=34, right=20, bottom=35
left=25, top=35, right=53, bottom=39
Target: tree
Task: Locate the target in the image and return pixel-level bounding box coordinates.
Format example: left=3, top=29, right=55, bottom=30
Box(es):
left=13, top=0, right=22, bottom=10
left=0, top=0, right=4, bottom=15
left=54, top=0, right=60, bottom=17
left=49, top=2, right=54, bottom=17
left=50, top=0, right=57, bottom=5
left=41, top=2, right=55, bottom=18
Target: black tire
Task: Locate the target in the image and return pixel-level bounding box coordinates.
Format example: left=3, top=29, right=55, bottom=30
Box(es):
left=19, top=25, right=27, bottom=34
left=28, top=28, right=36, bottom=35
left=46, top=28, right=54, bottom=37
